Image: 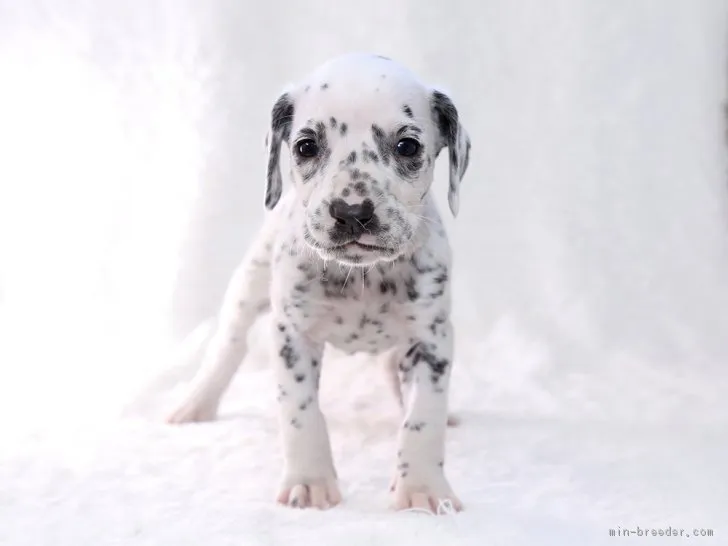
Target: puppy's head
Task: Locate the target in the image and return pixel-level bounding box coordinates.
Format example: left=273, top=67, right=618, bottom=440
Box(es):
left=265, top=53, right=470, bottom=267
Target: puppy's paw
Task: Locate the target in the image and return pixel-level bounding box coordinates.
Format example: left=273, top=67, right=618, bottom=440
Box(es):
left=277, top=477, right=341, bottom=510
left=389, top=467, right=462, bottom=515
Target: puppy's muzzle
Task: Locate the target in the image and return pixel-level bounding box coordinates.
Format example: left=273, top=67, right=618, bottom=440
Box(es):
left=328, top=198, right=380, bottom=239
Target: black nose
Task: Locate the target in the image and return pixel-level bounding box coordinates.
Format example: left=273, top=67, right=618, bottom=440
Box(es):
left=329, top=198, right=374, bottom=233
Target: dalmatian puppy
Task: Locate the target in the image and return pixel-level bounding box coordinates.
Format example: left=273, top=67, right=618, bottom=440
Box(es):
left=166, top=52, right=471, bottom=513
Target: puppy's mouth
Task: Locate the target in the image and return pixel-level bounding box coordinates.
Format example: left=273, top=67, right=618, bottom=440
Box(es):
left=334, top=241, right=395, bottom=253
left=303, top=226, right=399, bottom=264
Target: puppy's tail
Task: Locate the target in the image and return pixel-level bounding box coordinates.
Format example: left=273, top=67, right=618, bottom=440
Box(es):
left=165, top=215, right=278, bottom=424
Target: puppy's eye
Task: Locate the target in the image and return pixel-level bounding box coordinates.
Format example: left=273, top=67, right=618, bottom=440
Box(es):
left=395, top=138, right=420, bottom=157
left=296, top=139, right=319, bottom=158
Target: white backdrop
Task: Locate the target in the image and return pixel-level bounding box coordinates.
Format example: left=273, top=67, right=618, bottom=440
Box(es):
left=1, top=1, right=727, bottom=544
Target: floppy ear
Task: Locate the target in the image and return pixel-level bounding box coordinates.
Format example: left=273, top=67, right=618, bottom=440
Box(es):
left=264, top=92, right=295, bottom=209
left=431, top=90, right=471, bottom=217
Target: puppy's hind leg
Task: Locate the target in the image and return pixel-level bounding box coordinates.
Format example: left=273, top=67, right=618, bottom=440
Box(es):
left=166, top=222, right=277, bottom=424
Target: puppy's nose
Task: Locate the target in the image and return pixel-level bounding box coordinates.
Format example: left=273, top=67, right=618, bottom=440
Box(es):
left=329, top=198, right=374, bottom=231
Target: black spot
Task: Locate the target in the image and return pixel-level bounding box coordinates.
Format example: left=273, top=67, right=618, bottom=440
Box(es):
left=279, top=336, right=299, bottom=369
left=294, top=373, right=306, bottom=383
left=347, top=150, right=357, bottom=164
left=410, top=255, right=437, bottom=275
left=405, top=342, right=420, bottom=358
left=429, top=313, right=447, bottom=336
left=311, top=358, right=319, bottom=368
left=387, top=207, right=405, bottom=229
left=342, top=187, right=351, bottom=197
left=321, top=82, right=329, bottom=90
left=430, top=286, right=446, bottom=299
left=379, top=280, right=397, bottom=295
left=417, top=350, right=450, bottom=383
left=353, top=181, right=368, bottom=197
left=290, top=418, right=302, bottom=429
left=405, top=421, right=426, bottom=432
left=340, top=123, right=348, bottom=136
left=428, top=358, right=449, bottom=376
left=330, top=117, right=337, bottom=129
left=402, top=104, right=414, bottom=118
left=406, top=344, right=450, bottom=383
left=294, top=283, right=308, bottom=293
left=363, top=150, right=379, bottom=163
left=404, top=277, right=419, bottom=301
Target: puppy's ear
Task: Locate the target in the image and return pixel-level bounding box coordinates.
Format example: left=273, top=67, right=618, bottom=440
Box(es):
left=430, top=89, right=471, bottom=217
left=264, top=92, right=295, bottom=209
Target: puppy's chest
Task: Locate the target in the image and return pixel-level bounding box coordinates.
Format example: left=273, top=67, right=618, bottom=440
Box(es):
left=283, top=267, right=417, bottom=354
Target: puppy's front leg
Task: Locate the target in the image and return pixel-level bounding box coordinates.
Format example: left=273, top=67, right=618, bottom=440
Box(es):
left=272, top=320, right=340, bottom=509
left=391, top=320, right=461, bottom=513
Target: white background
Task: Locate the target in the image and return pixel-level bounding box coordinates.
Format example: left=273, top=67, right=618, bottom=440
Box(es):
left=0, top=1, right=726, bottom=544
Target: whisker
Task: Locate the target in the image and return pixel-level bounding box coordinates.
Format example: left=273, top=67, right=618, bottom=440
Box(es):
left=361, top=262, right=377, bottom=296
left=343, top=265, right=354, bottom=294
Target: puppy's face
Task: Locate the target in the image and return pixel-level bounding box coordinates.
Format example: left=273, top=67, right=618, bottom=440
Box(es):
left=265, top=54, right=470, bottom=267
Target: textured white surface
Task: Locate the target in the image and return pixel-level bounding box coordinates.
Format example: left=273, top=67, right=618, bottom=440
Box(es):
left=1, top=1, right=727, bottom=544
